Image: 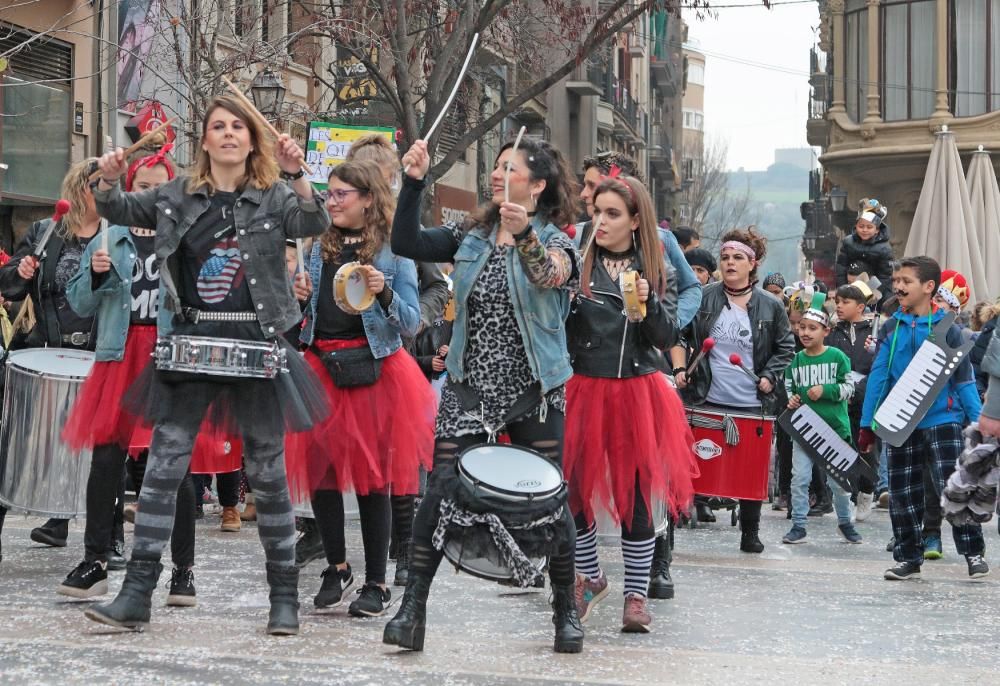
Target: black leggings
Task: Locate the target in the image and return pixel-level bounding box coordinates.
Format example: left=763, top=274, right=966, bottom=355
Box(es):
left=312, top=488, right=391, bottom=585
left=128, top=451, right=197, bottom=568
left=409, top=408, right=576, bottom=588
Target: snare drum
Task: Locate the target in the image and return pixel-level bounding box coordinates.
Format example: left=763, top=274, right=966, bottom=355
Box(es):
left=154, top=336, right=288, bottom=379
left=439, top=444, right=567, bottom=584
left=0, top=349, right=95, bottom=517
left=620, top=269, right=646, bottom=322
left=685, top=404, right=774, bottom=501
left=334, top=262, right=376, bottom=315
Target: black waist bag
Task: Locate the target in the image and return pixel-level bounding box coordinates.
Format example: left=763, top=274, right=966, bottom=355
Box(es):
left=319, top=345, right=383, bottom=388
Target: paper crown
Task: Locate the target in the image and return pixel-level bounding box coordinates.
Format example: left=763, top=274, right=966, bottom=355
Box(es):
left=938, top=269, right=969, bottom=309
left=857, top=197, right=888, bottom=226
left=848, top=272, right=882, bottom=304
left=783, top=279, right=815, bottom=312
left=801, top=292, right=830, bottom=326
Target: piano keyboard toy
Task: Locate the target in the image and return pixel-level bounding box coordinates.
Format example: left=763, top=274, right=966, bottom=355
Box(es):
left=778, top=405, right=877, bottom=493
left=873, top=312, right=974, bottom=447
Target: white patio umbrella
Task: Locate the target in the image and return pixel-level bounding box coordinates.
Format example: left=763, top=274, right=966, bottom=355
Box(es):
left=965, top=146, right=1000, bottom=299
left=905, top=127, right=989, bottom=304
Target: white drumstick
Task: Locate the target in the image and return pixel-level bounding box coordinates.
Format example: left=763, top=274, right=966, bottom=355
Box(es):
left=581, top=213, right=603, bottom=266
left=505, top=126, right=527, bottom=204
left=403, top=33, right=480, bottom=174
left=101, top=135, right=114, bottom=254
left=295, top=238, right=305, bottom=274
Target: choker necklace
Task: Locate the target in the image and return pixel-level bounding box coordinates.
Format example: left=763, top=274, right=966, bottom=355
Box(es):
left=723, top=282, right=754, bottom=297
left=600, top=246, right=634, bottom=259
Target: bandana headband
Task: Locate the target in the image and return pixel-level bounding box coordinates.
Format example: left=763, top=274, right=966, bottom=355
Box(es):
left=126, top=143, right=175, bottom=192
left=721, top=240, right=757, bottom=263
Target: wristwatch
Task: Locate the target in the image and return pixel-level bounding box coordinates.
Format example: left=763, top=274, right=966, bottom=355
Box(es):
left=280, top=168, right=306, bottom=181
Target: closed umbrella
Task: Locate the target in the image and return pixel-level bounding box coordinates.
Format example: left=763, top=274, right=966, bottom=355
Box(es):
left=965, top=147, right=1000, bottom=299
left=905, top=127, right=989, bottom=304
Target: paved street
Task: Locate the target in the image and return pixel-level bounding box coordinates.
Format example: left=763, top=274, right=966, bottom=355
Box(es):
left=1, top=505, right=999, bottom=685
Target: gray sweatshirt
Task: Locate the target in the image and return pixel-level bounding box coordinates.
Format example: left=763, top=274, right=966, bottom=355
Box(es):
left=982, top=333, right=1000, bottom=419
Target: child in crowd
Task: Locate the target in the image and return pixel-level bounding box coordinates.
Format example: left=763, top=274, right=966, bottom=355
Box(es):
left=825, top=281, right=876, bottom=519
left=859, top=257, right=988, bottom=580
left=763, top=273, right=786, bottom=299
left=835, top=199, right=893, bottom=288
left=782, top=294, right=862, bottom=545
left=683, top=248, right=716, bottom=286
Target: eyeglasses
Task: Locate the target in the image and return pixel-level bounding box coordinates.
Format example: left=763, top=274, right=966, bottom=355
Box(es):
left=324, top=188, right=365, bottom=204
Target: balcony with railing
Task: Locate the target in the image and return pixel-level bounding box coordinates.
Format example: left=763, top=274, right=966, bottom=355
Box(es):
left=608, top=78, right=641, bottom=140
left=566, top=59, right=607, bottom=97
left=648, top=124, right=671, bottom=175
left=806, top=47, right=832, bottom=147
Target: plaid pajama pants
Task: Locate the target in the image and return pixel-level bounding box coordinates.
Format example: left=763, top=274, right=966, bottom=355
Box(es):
left=887, top=423, right=985, bottom=563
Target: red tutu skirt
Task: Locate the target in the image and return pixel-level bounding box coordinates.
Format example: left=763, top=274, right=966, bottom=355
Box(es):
left=62, top=324, right=244, bottom=474
left=285, top=338, right=436, bottom=499
left=564, top=372, right=699, bottom=528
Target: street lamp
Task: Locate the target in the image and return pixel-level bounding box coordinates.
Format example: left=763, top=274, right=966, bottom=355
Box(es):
left=828, top=185, right=848, bottom=213
left=250, top=69, right=286, bottom=118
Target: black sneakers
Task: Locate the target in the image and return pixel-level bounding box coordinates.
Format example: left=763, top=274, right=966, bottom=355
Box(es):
left=314, top=564, right=354, bottom=609
left=58, top=560, right=109, bottom=598
left=31, top=519, right=69, bottom=547
left=348, top=581, right=391, bottom=617
left=167, top=567, right=197, bottom=606
left=966, top=554, right=990, bottom=579
left=884, top=560, right=921, bottom=580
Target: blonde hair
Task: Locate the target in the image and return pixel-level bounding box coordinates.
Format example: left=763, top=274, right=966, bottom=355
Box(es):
left=187, top=95, right=279, bottom=193
left=346, top=134, right=396, bottom=168
left=59, top=158, right=98, bottom=239
left=971, top=300, right=999, bottom=331
left=319, top=160, right=395, bottom=265
left=582, top=176, right=667, bottom=299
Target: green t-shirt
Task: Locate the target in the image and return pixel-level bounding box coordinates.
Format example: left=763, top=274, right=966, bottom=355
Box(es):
left=784, top=346, right=854, bottom=442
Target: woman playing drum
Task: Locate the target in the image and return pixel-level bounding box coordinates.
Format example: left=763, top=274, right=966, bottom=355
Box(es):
left=564, top=175, right=698, bottom=633
left=86, top=95, right=329, bottom=634
left=674, top=227, right=795, bottom=553
left=0, top=159, right=118, bottom=550
left=285, top=160, right=434, bottom=618
left=387, top=137, right=585, bottom=653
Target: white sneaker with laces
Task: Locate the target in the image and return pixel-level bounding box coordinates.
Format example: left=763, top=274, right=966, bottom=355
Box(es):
left=855, top=492, right=873, bottom=522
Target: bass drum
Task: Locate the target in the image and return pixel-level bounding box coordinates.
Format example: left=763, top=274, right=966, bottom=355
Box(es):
left=0, top=349, right=95, bottom=517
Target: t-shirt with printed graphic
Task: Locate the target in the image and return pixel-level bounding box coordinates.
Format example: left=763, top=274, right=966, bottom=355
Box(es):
left=784, top=346, right=854, bottom=441
left=706, top=303, right=758, bottom=408
left=54, top=236, right=95, bottom=337
left=178, top=190, right=253, bottom=313
left=129, top=230, right=159, bottom=325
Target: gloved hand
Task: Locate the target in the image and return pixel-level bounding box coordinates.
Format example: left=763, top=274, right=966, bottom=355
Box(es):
left=858, top=428, right=876, bottom=454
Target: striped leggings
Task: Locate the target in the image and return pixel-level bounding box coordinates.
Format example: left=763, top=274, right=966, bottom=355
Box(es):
left=133, top=410, right=295, bottom=567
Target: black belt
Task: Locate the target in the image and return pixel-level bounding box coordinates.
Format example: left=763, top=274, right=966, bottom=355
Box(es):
left=61, top=332, right=90, bottom=346
left=181, top=308, right=258, bottom=324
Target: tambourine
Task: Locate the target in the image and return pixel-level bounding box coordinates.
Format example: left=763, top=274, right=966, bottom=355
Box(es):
left=334, top=262, right=376, bottom=315
left=619, top=269, right=646, bottom=322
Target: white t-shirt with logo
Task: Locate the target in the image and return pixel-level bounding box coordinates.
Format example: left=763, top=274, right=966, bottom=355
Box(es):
left=705, top=303, right=759, bottom=408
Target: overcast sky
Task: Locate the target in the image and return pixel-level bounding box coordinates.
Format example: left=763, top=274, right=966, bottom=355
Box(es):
left=687, top=2, right=820, bottom=171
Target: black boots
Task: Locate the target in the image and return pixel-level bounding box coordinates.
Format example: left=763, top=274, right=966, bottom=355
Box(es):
left=394, top=543, right=410, bottom=587
left=550, top=583, right=585, bottom=653
left=265, top=562, right=300, bottom=636
left=739, top=517, right=765, bottom=554
left=383, top=573, right=432, bottom=651
left=647, top=534, right=675, bottom=599
left=30, top=518, right=69, bottom=547
left=84, top=554, right=163, bottom=630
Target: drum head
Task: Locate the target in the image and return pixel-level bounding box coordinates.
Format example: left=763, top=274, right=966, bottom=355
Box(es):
left=458, top=444, right=563, bottom=498
left=7, top=349, right=94, bottom=378
left=442, top=538, right=546, bottom=583
left=334, top=262, right=375, bottom=314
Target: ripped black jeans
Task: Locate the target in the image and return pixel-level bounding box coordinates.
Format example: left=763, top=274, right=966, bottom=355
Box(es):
left=408, top=407, right=576, bottom=588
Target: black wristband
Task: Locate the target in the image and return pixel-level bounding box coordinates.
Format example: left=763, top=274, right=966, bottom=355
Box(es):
left=672, top=367, right=687, bottom=376
left=280, top=168, right=306, bottom=181
left=512, top=224, right=533, bottom=241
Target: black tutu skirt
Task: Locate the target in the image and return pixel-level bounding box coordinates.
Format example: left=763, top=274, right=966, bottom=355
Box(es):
left=123, top=322, right=329, bottom=438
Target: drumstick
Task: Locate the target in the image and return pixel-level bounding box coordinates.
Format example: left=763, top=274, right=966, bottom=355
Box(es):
left=685, top=337, right=715, bottom=376
left=580, top=213, right=603, bottom=266
left=403, top=33, right=480, bottom=174
left=505, top=126, right=527, bottom=204
left=729, top=353, right=761, bottom=385
left=33, top=199, right=70, bottom=257
left=87, top=118, right=178, bottom=182
left=221, top=75, right=314, bottom=175
left=295, top=238, right=305, bottom=274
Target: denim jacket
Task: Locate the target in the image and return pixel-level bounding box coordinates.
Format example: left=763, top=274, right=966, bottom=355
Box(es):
left=299, top=240, right=421, bottom=358
left=66, top=225, right=173, bottom=361
left=92, top=176, right=328, bottom=339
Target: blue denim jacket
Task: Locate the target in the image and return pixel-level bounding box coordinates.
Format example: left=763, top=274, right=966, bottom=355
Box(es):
left=448, top=218, right=573, bottom=394
left=299, top=240, right=420, bottom=358
left=65, top=225, right=173, bottom=362
left=574, top=222, right=701, bottom=327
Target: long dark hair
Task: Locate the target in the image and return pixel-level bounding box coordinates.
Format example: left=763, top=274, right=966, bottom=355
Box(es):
left=468, top=138, right=579, bottom=229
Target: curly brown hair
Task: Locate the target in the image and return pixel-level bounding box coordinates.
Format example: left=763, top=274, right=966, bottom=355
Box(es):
left=720, top=226, right=767, bottom=281
left=582, top=151, right=645, bottom=185
left=319, top=160, right=394, bottom=265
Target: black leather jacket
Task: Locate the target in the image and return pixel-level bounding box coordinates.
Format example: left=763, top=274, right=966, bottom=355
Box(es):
left=567, top=251, right=678, bottom=378
left=680, top=282, right=795, bottom=415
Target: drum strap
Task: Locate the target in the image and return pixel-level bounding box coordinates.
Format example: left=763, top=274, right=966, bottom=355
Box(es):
left=431, top=498, right=561, bottom=588
left=689, top=413, right=741, bottom=446
left=449, top=380, right=543, bottom=440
